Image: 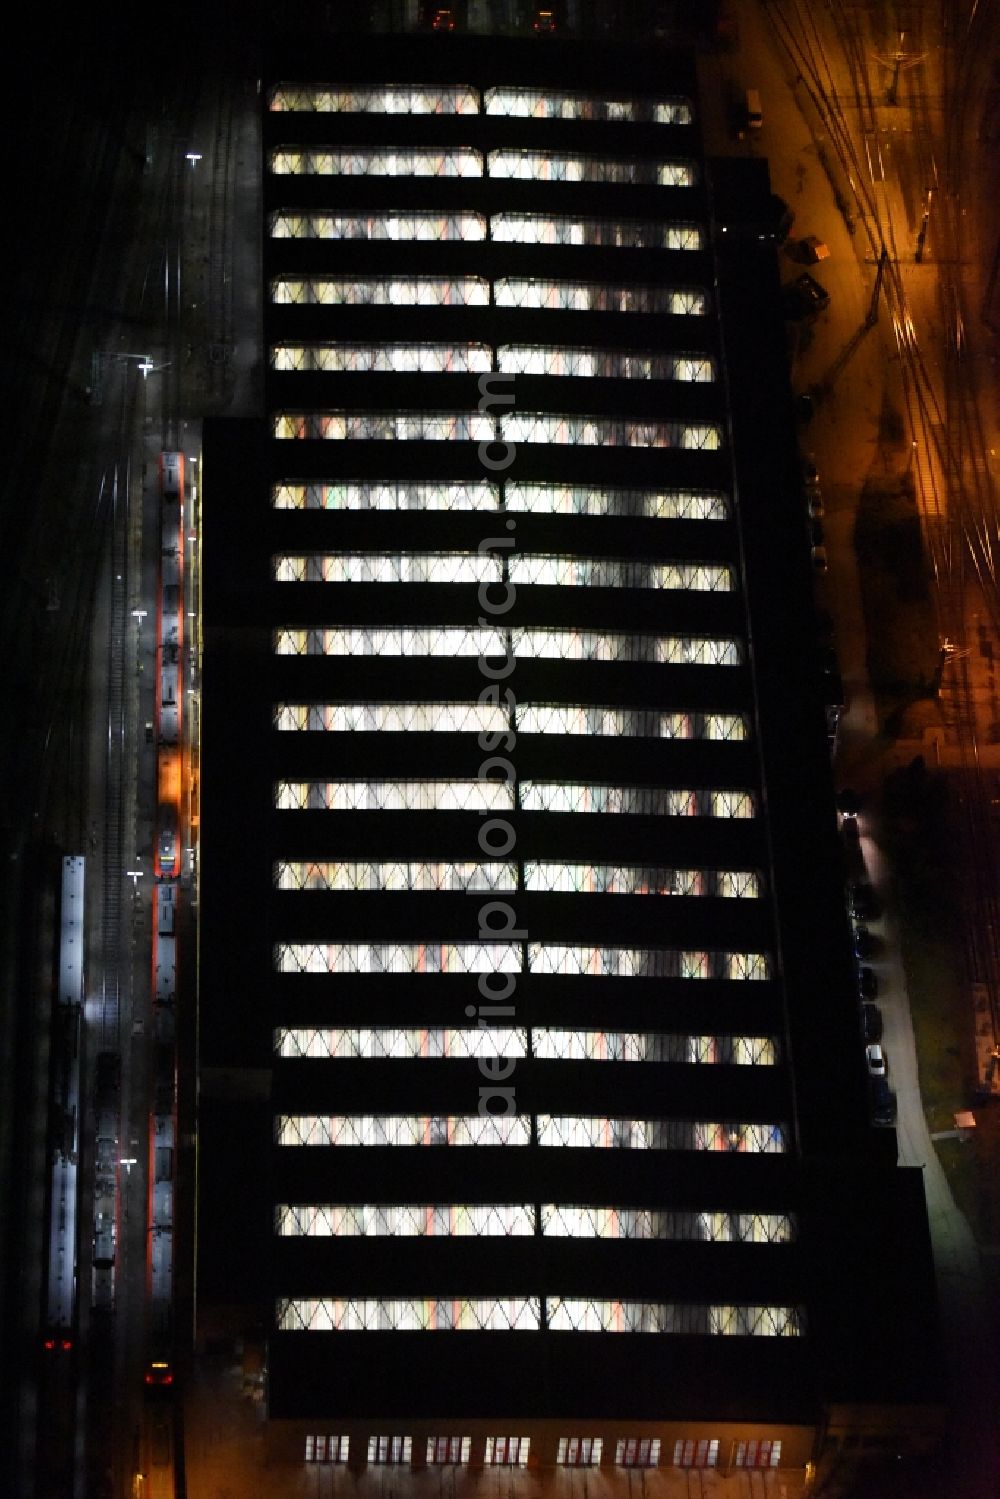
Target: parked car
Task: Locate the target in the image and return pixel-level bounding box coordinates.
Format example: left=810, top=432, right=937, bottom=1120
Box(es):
left=821, top=651, right=843, bottom=704
left=783, top=273, right=830, bottom=320
left=859, top=966, right=878, bottom=1001
left=794, top=272, right=830, bottom=311
left=862, top=1002, right=883, bottom=1043
left=849, top=880, right=880, bottom=920
left=811, top=544, right=828, bottom=573
left=802, top=456, right=820, bottom=487
left=837, top=788, right=862, bottom=817
left=853, top=924, right=877, bottom=960
left=871, top=1074, right=896, bottom=1124
left=866, top=1043, right=888, bottom=1078
left=807, top=487, right=825, bottom=517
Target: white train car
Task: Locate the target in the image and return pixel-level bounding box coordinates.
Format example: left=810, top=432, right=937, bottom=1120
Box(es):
left=159, top=450, right=184, bottom=501
left=155, top=886, right=177, bottom=1005
left=45, top=857, right=85, bottom=1344
left=157, top=453, right=184, bottom=754
left=145, top=453, right=184, bottom=1393
left=92, top=1050, right=120, bottom=1313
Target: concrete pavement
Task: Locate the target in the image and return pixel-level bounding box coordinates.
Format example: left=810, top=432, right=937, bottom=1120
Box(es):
left=702, top=2, right=1000, bottom=1489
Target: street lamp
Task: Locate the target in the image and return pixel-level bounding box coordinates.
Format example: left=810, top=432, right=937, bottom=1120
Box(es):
left=137, top=358, right=171, bottom=379
left=915, top=188, right=933, bottom=263
left=115, top=352, right=169, bottom=378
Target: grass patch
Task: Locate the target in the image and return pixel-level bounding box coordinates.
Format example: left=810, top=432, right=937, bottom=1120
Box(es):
left=854, top=474, right=940, bottom=730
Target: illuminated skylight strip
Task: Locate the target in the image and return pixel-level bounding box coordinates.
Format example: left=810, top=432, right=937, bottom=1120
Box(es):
left=274, top=943, right=769, bottom=979
left=536, top=1117, right=784, bottom=1151
left=272, top=411, right=721, bottom=448
left=277, top=1297, right=541, bottom=1331
left=272, top=780, right=755, bottom=817
left=273, top=703, right=749, bottom=741
left=271, top=277, right=490, bottom=307
left=276, top=1115, right=531, bottom=1146
left=272, top=553, right=732, bottom=591
left=273, top=626, right=742, bottom=666
left=269, top=85, right=479, bottom=114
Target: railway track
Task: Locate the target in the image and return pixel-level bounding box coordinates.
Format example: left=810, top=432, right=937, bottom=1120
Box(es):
left=205, top=83, right=237, bottom=404
left=764, top=0, right=1000, bottom=1063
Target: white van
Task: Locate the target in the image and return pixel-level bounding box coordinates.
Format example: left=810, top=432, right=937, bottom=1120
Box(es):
left=746, top=89, right=763, bottom=130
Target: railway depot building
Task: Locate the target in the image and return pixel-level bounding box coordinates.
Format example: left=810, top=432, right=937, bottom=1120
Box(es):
left=196, top=28, right=942, bottom=1490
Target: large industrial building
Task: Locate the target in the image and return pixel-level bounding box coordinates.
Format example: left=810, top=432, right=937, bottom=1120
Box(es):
left=197, top=18, right=942, bottom=1486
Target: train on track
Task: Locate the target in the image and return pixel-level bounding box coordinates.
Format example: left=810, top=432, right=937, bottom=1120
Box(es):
left=43, top=855, right=85, bottom=1351
left=146, top=450, right=184, bottom=1393
left=92, top=1048, right=120, bottom=1312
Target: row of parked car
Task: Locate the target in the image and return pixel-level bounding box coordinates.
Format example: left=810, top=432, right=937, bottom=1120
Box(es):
left=802, top=458, right=828, bottom=573
left=783, top=235, right=831, bottom=319
left=842, top=801, right=897, bottom=1126
left=787, top=235, right=830, bottom=428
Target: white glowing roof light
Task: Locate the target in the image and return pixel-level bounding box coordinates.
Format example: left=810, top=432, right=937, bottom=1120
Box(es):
left=513, top=705, right=747, bottom=740
left=517, top=784, right=754, bottom=817
left=272, top=480, right=497, bottom=510
left=272, top=702, right=748, bottom=741
left=269, top=211, right=486, bottom=240
left=486, top=150, right=694, bottom=185
left=272, top=554, right=731, bottom=592
left=270, top=147, right=482, bottom=177
left=503, top=484, right=726, bottom=518
left=535, top=1116, right=785, bottom=1151
left=273, top=411, right=494, bottom=441
left=499, top=413, right=721, bottom=449
left=530, top=1030, right=776, bottom=1063
left=277, top=1298, right=541, bottom=1331
left=270, top=343, right=493, bottom=373
left=268, top=85, right=479, bottom=114
left=527, top=946, right=769, bottom=978
left=272, top=410, right=720, bottom=448
left=492, top=280, right=707, bottom=315
left=272, top=553, right=498, bottom=584
left=545, top=1300, right=802, bottom=1335
left=276, top=1203, right=535, bottom=1238
left=272, top=626, right=742, bottom=666
left=274, top=941, right=522, bottom=974
left=522, top=865, right=759, bottom=897
left=274, top=1199, right=530, bottom=1235
left=275, top=1114, right=532, bottom=1147
left=482, top=87, right=692, bottom=123
left=495, top=346, right=714, bottom=381
left=273, top=701, right=509, bottom=734
left=540, top=1207, right=795, bottom=1241
left=274, top=1027, right=528, bottom=1060
left=273, top=860, right=517, bottom=892
left=273, top=779, right=514, bottom=812
left=490, top=214, right=702, bottom=249
left=271, top=277, right=490, bottom=308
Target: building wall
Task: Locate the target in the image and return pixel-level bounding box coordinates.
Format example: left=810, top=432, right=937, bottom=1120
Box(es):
left=264, top=1418, right=814, bottom=1481
left=196, top=23, right=942, bottom=1472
